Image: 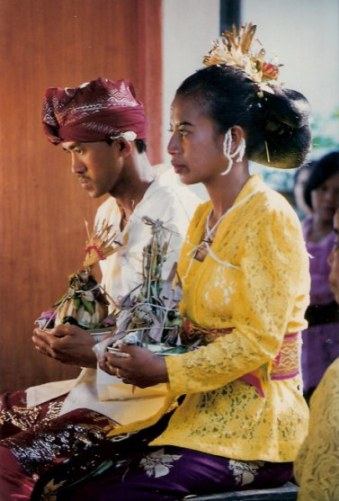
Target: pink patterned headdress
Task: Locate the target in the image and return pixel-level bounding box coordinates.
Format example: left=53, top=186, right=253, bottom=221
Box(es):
left=42, top=77, right=147, bottom=144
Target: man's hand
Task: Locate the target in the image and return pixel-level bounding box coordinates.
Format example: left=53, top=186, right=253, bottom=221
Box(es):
left=100, top=345, right=169, bottom=388
left=32, top=325, right=98, bottom=368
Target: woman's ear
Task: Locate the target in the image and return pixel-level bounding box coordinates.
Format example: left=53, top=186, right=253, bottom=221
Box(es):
left=230, top=126, right=245, bottom=155
left=219, top=126, right=247, bottom=176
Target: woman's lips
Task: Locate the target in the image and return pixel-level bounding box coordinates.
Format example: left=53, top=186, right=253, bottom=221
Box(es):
left=172, top=163, right=188, bottom=175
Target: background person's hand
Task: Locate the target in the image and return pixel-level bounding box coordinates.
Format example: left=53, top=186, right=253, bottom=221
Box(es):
left=32, top=325, right=98, bottom=368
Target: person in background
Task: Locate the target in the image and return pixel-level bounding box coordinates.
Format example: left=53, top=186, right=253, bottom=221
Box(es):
left=0, top=77, right=199, bottom=499
left=30, top=23, right=312, bottom=501
left=293, top=161, right=313, bottom=220
left=329, top=208, right=339, bottom=302
left=294, top=208, right=339, bottom=501
left=301, top=151, right=339, bottom=400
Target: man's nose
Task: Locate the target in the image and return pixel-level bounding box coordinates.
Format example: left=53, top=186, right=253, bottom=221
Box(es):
left=71, top=155, right=86, bottom=174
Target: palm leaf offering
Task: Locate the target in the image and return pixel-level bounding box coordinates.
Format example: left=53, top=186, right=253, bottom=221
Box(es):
left=104, top=217, right=186, bottom=356
left=35, top=221, right=121, bottom=331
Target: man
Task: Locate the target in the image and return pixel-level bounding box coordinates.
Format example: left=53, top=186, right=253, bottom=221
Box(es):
left=0, top=77, right=199, bottom=498
left=294, top=208, right=339, bottom=500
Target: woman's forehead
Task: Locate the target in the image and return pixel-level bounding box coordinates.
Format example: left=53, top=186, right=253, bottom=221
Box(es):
left=170, top=95, right=209, bottom=121
left=334, top=210, right=339, bottom=227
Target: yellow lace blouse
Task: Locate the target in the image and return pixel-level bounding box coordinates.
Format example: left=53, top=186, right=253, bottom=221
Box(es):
left=107, top=175, right=310, bottom=463
left=294, top=358, right=339, bottom=500
left=151, top=175, right=310, bottom=462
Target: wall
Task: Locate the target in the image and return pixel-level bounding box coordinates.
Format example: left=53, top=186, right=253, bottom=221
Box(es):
left=162, top=0, right=339, bottom=142
left=241, top=0, right=339, bottom=180
left=0, top=0, right=162, bottom=391
left=162, top=0, right=219, bottom=200
left=242, top=0, right=339, bottom=120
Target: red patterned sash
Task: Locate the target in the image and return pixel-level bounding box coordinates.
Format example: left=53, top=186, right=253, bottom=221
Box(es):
left=182, top=319, right=300, bottom=397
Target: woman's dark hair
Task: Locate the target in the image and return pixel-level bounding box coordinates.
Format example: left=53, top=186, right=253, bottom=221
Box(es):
left=304, top=151, right=339, bottom=209
left=176, top=65, right=312, bottom=169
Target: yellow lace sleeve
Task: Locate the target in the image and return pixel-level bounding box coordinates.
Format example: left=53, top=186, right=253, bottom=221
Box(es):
left=294, top=358, right=339, bottom=501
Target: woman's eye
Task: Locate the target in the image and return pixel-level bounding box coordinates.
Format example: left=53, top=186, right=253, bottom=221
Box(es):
left=178, top=128, right=188, bottom=137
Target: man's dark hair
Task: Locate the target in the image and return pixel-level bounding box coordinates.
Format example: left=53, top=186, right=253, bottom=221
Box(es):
left=106, top=138, right=147, bottom=153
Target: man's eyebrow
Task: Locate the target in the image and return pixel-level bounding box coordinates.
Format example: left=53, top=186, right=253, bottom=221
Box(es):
left=62, top=143, right=78, bottom=152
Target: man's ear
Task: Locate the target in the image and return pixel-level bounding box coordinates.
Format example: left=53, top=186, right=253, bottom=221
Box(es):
left=116, top=137, right=133, bottom=155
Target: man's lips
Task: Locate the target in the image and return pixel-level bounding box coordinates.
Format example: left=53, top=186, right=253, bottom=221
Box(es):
left=78, top=176, right=91, bottom=186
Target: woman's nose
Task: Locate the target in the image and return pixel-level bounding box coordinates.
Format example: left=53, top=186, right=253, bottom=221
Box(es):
left=325, top=188, right=339, bottom=205
left=167, top=134, right=180, bottom=156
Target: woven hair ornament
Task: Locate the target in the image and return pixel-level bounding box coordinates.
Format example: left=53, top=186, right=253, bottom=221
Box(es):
left=35, top=221, right=122, bottom=331
left=203, top=23, right=282, bottom=175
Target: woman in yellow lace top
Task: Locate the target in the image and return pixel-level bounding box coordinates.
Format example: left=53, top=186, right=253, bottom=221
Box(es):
left=30, top=25, right=312, bottom=500
left=294, top=209, right=339, bottom=501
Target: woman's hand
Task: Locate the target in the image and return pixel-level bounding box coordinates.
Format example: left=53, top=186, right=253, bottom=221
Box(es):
left=100, top=345, right=169, bottom=388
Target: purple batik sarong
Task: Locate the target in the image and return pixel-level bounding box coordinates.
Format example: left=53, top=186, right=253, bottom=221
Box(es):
left=31, top=412, right=293, bottom=501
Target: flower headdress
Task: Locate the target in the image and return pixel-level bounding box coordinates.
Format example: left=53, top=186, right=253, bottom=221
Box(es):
left=203, top=23, right=282, bottom=94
